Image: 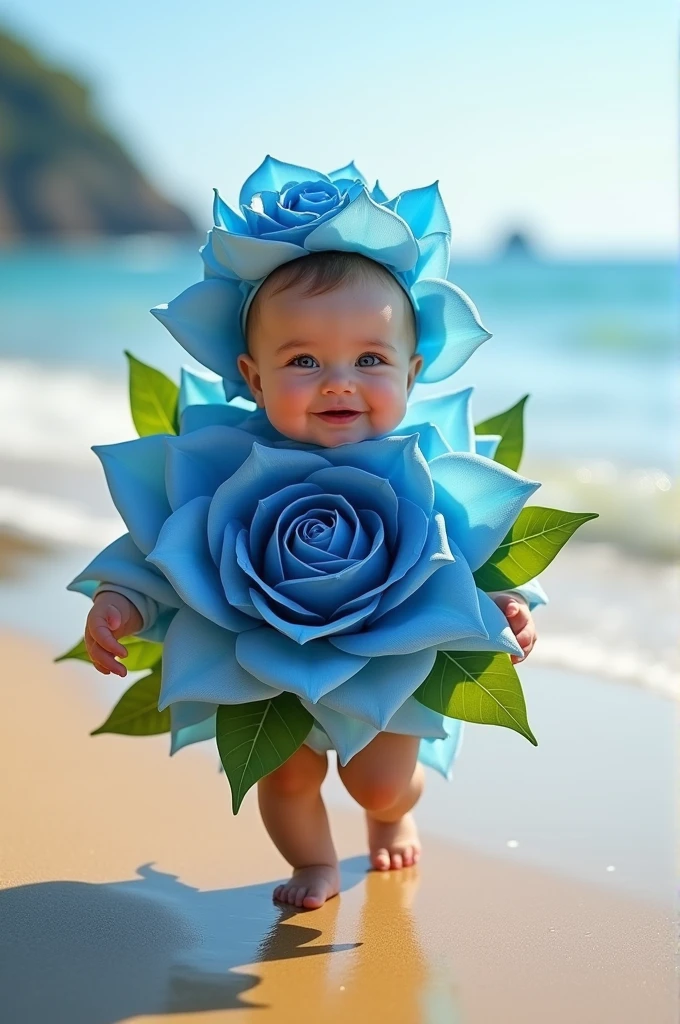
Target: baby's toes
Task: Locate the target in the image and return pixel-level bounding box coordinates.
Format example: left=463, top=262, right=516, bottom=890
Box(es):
left=401, top=846, right=415, bottom=867
left=372, top=848, right=391, bottom=871
left=390, top=851, right=404, bottom=870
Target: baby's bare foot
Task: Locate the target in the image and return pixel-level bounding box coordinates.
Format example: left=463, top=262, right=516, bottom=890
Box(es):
left=273, top=864, right=340, bottom=910
left=367, top=811, right=421, bottom=871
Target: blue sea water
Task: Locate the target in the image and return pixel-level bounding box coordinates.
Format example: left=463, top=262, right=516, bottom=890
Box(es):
left=1, top=242, right=676, bottom=468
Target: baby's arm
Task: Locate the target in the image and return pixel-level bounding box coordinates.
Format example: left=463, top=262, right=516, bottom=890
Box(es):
left=85, top=591, right=143, bottom=677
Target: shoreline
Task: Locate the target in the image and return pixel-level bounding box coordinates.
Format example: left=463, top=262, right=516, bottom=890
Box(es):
left=0, top=628, right=676, bottom=1023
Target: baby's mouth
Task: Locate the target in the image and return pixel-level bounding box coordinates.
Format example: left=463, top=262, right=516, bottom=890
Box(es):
left=315, top=410, right=363, bottom=423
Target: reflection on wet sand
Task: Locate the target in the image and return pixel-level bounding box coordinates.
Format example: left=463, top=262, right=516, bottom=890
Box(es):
left=244, top=866, right=460, bottom=1023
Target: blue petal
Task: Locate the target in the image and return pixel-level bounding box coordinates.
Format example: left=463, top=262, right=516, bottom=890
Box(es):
left=93, top=435, right=170, bottom=555
left=304, top=190, right=419, bottom=273
left=239, top=156, right=331, bottom=207
left=410, top=232, right=451, bottom=283
left=330, top=556, right=486, bottom=657
left=212, top=189, right=248, bottom=233
left=210, top=227, right=308, bottom=281
left=418, top=721, right=464, bottom=780
left=67, top=532, right=181, bottom=607
left=305, top=465, right=399, bottom=549
left=248, top=586, right=381, bottom=645
left=437, top=589, right=522, bottom=657
left=147, top=495, right=256, bottom=633
left=369, top=511, right=454, bottom=620
left=327, top=160, right=368, bottom=186
left=180, top=403, right=251, bottom=434
left=398, top=388, right=474, bottom=453
left=319, top=434, right=433, bottom=513
left=250, top=483, right=322, bottom=579
left=319, top=647, right=437, bottom=730
left=165, top=426, right=258, bottom=509
left=370, top=180, right=389, bottom=203
left=219, top=520, right=265, bottom=620
left=428, top=452, right=539, bottom=570
left=179, top=366, right=227, bottom=413
left=235, top=628, right=368, bottom=702
left=390, top=422, right=451, bottom=461
left=150, top=278, right=245, bottom=384
left=299, top=701, right=378, bottom=765
left=475, top=434, right=501, bottom=459
left=386, top=697, right=449, bottom=739
left=159, top=606, right=278, bottom=710
left=333, top=498, right=429, bottom=617
left=170, top=701, right=217, bottom=754
left=413, top=279, right=492, bottom=383
left=387, top=182, right=451, bottom=239
left=207, top=443, right=330, bottom=562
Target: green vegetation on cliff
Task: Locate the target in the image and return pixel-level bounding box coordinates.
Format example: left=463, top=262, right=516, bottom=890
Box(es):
left=0, top=29, right=196, bottom=239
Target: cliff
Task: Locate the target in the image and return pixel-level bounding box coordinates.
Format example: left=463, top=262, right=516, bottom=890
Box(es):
left=0, top=30, right=196, bottom=240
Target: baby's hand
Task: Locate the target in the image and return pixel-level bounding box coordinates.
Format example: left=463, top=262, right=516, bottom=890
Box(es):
left=85, top=592, right=143, bottom=677
left=492, top=593, right=537, bottom=664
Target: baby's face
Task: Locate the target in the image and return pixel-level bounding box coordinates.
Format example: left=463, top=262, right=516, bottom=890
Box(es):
left=238, top=277, right=423, bottom=447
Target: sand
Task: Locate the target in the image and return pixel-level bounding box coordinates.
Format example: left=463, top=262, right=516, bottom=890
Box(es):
left=0, top=629, right=676, bottom=1024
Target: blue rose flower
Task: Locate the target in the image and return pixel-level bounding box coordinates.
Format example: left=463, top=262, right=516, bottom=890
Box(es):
left=149, top=155, right=492, bottom=401
left=68, top=417, right=538, bottom=765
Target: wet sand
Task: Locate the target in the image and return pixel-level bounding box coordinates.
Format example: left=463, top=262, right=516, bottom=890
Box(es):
left=0, top=629, right=676, bottom=1024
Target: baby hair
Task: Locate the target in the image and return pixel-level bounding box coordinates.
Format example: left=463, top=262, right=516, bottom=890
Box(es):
left=244, top=250, right=417, bottom=351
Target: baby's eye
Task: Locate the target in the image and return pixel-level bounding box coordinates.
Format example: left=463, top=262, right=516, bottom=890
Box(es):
left=290, top=354, right=318, bottom=368
left=356, top=353, right=384, bottom=367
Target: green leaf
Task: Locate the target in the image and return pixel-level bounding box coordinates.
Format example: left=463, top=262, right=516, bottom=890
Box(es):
left=54, top=637, right=91, bottom=664
left=415, top=651, right=537, bottom=745
left=125, top=350, right=179, bottom=436
left=216, top=694, right=314, bottom=814
left=54, top=634, right=162, bottom=671
left=474, top=506, right=599, bottom=591
left=90, top=665, right=170, bottom=736
left=475, top=395, right=528, bottom=471
left=117, top=636, right=163, bottom=671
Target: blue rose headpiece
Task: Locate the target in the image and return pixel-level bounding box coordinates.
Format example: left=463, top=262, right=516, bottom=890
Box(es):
left=150, top=156, right=492, bottom=400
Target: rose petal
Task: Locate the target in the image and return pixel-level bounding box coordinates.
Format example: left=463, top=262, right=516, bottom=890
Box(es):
left=319, top=647, right=437, bottom=730
left=304, top=190, right=419, bottom=273
left=165, top=426, right=259, bottom=510
left=150, top=278, right=245, bottom=384
left=207, top=444, right=330, bottom=562
left=299, top=701, right=378, bottom=765
left=159, top=607, right=278, bottom=710
left=305, top=465, right=399, bottom=547
left=428, top=452, right=539, bottom=570
left=397, top=388, right=475, bottom=454
left=235, top=628, right=368, bottom=702
left=330, top=555, right=486, bottom=656
left=147, top=496, right=255, bottom=633
left=210, top=227, right=308, bottom=281
left=170, top=702, right=218, bottom=754
left=67, top=532, right=181, bottom=608
left=413, top=278, right=492, bottom=383
left=320, top=435, right=433, bottom=513
left=239, top=156, right=331, bottom=207
left=92, top=436, right=171, bottom=556
left=437, top=590, right=522, bottom=657
left=249, top=587, right=381, bottom=645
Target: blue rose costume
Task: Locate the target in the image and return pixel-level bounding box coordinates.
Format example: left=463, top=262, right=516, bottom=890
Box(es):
left=64, top=158, right=592, bottom=811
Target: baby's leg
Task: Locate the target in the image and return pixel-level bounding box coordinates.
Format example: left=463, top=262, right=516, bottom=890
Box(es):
left=258, top=743, right=339, bottom=909
left=338, top=733, right=424, bottom=871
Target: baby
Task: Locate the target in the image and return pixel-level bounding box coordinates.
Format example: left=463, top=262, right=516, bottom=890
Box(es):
left=85, top=251, right=537, bottom=910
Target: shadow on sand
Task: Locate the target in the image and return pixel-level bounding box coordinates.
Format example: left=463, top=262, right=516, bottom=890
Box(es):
left=0, top=858, right=367, bottom=1022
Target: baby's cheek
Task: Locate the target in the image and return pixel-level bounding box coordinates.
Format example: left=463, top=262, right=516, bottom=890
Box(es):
left=367, top=376, right=408, bottom=430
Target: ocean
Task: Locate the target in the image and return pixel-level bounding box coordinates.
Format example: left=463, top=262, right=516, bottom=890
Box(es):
left=0, top=241, right=678, bottom=698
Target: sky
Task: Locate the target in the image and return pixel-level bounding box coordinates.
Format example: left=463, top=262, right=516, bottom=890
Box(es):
left=2, top=0, right=677, bottom=256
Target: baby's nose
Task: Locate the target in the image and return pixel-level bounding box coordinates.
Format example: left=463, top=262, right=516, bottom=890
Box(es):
left=321, top=369, right=356, bottom=394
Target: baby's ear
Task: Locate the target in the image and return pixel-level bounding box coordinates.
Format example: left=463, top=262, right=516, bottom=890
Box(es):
left=237, top=354, right=265, bottom=407
left=407, top=352, right=424, bottom=394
